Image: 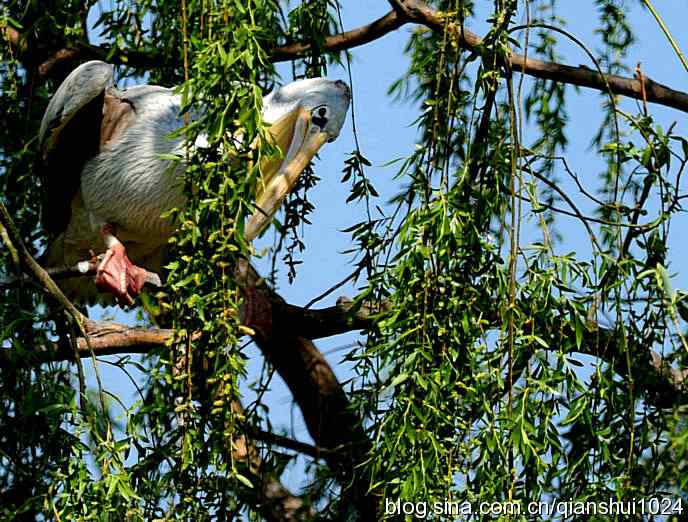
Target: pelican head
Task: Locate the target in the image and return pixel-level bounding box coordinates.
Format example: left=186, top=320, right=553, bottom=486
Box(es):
left=245, top=78, right=351, bottom=240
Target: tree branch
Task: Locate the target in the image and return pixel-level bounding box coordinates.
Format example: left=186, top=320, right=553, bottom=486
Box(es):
left=0, top=203, right=86, bottom=325
left=8, top=1, right=688, bottom=114
left=388, top=0, right=688, bottom=113
left=2, top=288, right=685, bottom=409
left=249, top=427, right=325, bottom=460
left=270, top=10, right=405, bottom=62
left=227, top=401, right=313, bottom=521
left=0, top=296, right=374, bottom=363
left=0, top=258, right=99, bottom=288
left=207, top=261, right=378, bottom=517
left=1, top=258, right=379, bottom=515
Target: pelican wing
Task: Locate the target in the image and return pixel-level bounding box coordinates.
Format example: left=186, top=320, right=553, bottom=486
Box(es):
left=38, top=60, right=115, bottom=236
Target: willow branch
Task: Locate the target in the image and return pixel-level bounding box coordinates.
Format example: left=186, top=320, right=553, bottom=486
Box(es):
left=7, top=2, right=688, bottom=114
left=2, top=293, right=685, bottom=409
left=227, top=401, right=312, bottom=521
left=0, top=203, right=86, bottom=325
left=388, top=0, right=688, bottom=112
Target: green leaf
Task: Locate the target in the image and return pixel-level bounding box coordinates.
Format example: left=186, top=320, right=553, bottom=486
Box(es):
left=235, top=473, right=254, bottom=489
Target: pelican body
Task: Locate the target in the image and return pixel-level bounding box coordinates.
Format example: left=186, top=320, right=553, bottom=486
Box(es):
left=38, top=61, right=350, bottom=304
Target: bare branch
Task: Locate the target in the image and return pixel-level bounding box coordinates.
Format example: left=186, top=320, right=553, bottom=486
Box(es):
left=0, top=294, right=377, bottom=365
left=0, top=258, right=99, bottom=288
left=249, top=426, right=325, bottom=460
left=0, top=320, right=168, bottom=363
left=270, top=10, right=405, bottom=62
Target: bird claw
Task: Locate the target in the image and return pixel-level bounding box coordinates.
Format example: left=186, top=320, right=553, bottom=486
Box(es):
left=143, top=271, right=162, bottom=288
left=95, top=242, right=160, bottom=305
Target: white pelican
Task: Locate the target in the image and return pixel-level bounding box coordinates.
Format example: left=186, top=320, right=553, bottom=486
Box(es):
left=38, top=61, right=350, bottom=304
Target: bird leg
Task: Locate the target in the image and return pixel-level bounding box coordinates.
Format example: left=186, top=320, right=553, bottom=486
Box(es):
left=95, top=224, right=161, bottom=305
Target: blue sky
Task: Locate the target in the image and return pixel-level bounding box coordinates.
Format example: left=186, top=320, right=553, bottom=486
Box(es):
left=83, top=0, right=688, bottom=495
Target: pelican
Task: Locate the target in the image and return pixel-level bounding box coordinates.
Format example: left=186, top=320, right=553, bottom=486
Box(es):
left=38, top=60, right=350, bottom=304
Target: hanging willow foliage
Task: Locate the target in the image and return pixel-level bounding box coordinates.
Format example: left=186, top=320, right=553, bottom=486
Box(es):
left=1, top=0, right=688, bottom=520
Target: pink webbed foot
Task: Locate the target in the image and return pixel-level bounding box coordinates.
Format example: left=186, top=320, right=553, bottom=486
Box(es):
left=95, top=241, right=161, bottom=305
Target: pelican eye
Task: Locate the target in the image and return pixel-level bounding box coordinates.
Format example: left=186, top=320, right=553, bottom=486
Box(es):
left=311, top=106, right=329, bottom=129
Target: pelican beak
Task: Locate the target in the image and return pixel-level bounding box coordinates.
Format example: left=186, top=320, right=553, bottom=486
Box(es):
left=245, top=107, right=329, bottom=241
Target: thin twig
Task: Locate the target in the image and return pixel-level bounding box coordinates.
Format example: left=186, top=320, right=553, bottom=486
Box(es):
left=640, top=0, right=688, bottom=73
left=249, top=427, right=328, bottom=459
left=0, top=204, right=86, bottom=323
left=0, top=258, right=99, bottom=288
left=0, top=203, right=88, bottom=404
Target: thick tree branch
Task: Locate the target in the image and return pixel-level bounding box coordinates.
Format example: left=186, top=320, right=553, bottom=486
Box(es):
left=1, top=260, right=379, bottom=515
left=253, top=334, right=375, bottom=517
left=388, top=0, right=688, bottom=112
left=236, top=264, right=377, bottom=514
left=2, top=288, right=686, bottom=409
left=270, top=10, right=404, bottom=62
left=205, top=261, right=378, bottom=517
left=8, top=3, right=688, bottom=113
left=0, top=296, right=376, bottom=364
